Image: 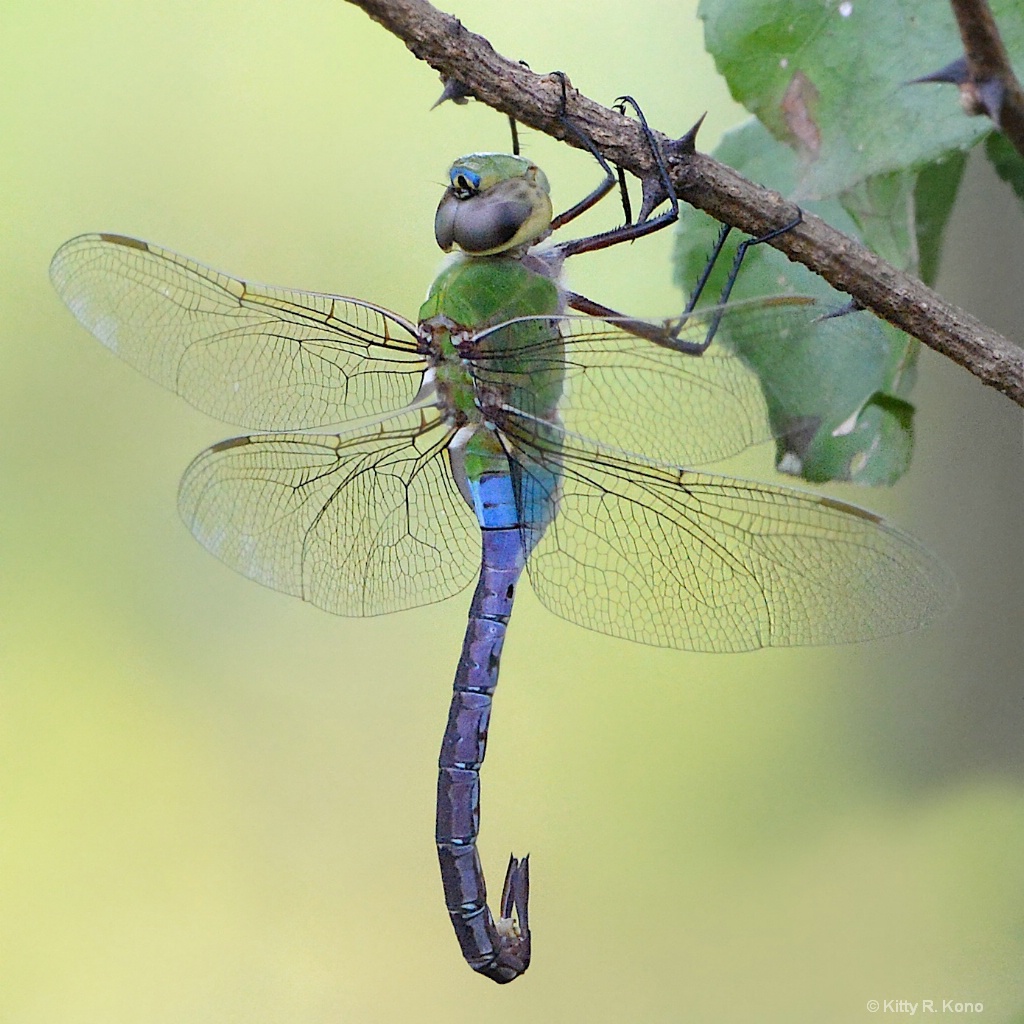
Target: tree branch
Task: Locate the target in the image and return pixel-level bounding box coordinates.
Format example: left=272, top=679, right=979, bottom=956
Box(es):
left=348, top=0, right=1024, bottom=408
left=950, top=0, right=1024, bottom=158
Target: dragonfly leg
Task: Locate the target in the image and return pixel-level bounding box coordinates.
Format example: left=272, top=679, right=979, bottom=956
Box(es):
left=548, top=71, right=621, bottom=232
left=564, top=289, right=708, bottom=355
left=683, top=221, right=734, bottom=317
left=553, top=90, right=681, bottom=257
left=551, top=79, right=804, bottom=351
left=673, top=209, right=805, bottom=354
left=504, top=61, right=536, bottom=155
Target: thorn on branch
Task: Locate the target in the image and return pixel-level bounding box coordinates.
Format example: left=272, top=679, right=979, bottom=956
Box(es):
left=432, top=75, right=474, bottom=109
left=667, top=113, right=706, bottom=159
left=908, top=54, right=1006, bottom=123
left=908, top=1, right=1024, bottom=160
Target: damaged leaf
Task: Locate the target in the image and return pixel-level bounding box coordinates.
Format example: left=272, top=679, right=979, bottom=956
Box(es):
left=698, top=0, right=1024, bottom=199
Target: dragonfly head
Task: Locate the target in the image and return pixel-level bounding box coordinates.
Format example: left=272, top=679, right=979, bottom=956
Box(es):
left=435, top=154, right=553, bottom=256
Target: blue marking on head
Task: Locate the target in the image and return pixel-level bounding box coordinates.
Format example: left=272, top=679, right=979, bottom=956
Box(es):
left=451, top=165, right=481, bottom=190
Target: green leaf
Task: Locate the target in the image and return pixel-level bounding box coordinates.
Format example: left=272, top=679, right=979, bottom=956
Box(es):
left=906, top=153, right=968, bottom=286
left=723, top=307, right=918, bottom=486
left=838, top=153, right=966, bottom=285
left=698, top=0, right=1023, bottom=199
left=985, top=130, right=1024, bottom=204
left=674, top=120, right=919, bottom=485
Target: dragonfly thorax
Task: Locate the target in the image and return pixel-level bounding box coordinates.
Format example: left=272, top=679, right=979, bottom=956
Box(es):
left=417, top=249, right=566, bottom=458
left=418, top=316, right=481, bottom=429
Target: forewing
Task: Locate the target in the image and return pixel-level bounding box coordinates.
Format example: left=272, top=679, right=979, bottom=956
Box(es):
left=178, top=410, right=478, bottom=616
left=473, top=298, right=825, bottom=468
left=50, top=233, right=425, bottom=430
left=504, top=427, right=953, bottom=652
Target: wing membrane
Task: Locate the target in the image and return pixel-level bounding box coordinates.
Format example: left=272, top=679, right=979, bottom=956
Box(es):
left=50, top=233, right=425, bottom=430
left=504, top=424, right=952, bottom=652
left=178, top=410, right=478, bottom=616
left=471, top=298, right=828, bottom=469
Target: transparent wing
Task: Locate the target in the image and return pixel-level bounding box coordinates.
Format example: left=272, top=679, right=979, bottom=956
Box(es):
left=504, top=425, right=953, bottom=653
left=50, top=233, right=425, bottom=430
left=178, top=409, right=479, bottom=616
left=470, top=297, right=850, bottom=469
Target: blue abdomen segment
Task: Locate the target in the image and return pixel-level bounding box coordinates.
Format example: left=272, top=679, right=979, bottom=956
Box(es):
left=469, top=459, right=562, bottom=560
left=469, top=473, right=519, bottom=530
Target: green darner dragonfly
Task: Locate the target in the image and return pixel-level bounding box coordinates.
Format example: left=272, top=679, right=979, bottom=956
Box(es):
left=50, top=150, right=951, bottom=984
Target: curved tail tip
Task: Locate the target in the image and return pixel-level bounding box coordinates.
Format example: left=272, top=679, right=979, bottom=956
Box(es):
left=480, top=853, right=532, bottom=983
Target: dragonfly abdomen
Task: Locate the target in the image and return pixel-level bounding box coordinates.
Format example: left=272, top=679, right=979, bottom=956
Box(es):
left=435, top=523, right=530, bottom=982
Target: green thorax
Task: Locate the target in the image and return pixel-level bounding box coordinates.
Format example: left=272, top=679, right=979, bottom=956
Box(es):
left=419, top=253, right=565, bottom=484
left=418, top=253, right=561, bottom=329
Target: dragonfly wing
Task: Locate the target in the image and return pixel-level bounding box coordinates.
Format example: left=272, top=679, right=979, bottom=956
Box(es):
left=178, top=410, right=479, bottom=616
left=504, top=427, right=953, bottom=652
left=473, top=298, right=828, bottom=468
left=50, top=233, right=425, bottom=430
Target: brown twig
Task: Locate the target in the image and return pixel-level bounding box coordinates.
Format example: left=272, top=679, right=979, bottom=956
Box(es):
left=347, top=0, right=1024, bottom=408
left=950, top=0, right=1024, bottom=158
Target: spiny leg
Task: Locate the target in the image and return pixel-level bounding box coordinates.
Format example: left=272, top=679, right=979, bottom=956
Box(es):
left=509, top=115, right=521, bottom=157
left=506, top=61, right=538, bottom=155
left=556, top=92, right=803, bottom=352
left=563, top=290, right=712, bottom=354
left=564, top=210, right=804, bottom=357
left=548, top=71, right=621, bottom=231
left=669, top=210, right=804, bottom=355
left=553, top=88, right=681, bottom=257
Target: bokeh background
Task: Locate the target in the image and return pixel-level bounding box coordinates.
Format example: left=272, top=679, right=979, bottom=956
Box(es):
left=4, top=1, right=1024, bottom=1021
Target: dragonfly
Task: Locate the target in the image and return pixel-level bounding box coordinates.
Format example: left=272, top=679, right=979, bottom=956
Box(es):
left=51, top=148, right=951, bottom=984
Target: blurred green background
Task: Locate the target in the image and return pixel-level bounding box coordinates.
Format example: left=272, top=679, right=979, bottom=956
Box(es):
left=4, top=1, right=1024, bottom=1020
